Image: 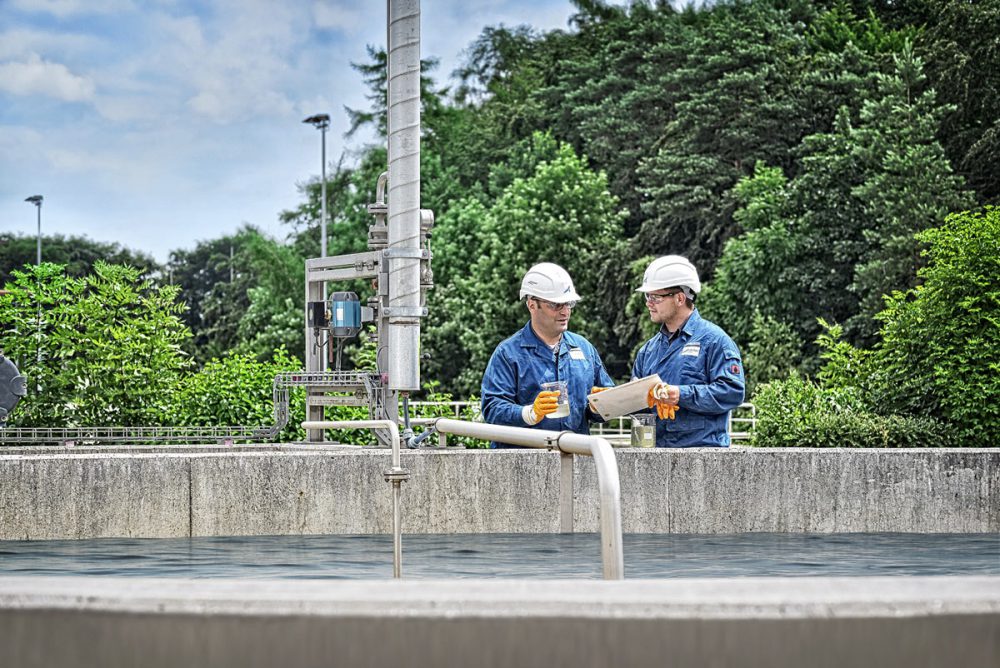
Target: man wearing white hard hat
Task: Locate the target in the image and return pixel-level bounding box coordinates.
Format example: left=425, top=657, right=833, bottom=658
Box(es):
left=481, top=262, right=614, bottom=448
left=633, top=256, right=745, bottom=447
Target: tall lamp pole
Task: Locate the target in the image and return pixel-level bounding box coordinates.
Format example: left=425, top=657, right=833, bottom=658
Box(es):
left=24, top=195, right=44, bottom=373
left=303, top=114, right=330, bottom=258
left=25, top=195, right=43, bottom=265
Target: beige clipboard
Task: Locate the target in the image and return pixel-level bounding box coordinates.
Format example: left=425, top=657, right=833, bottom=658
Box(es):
left=587, top=374, right=662, bottom=421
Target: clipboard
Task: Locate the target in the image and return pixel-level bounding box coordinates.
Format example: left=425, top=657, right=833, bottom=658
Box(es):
left=587, top=374, right=662, bottom=420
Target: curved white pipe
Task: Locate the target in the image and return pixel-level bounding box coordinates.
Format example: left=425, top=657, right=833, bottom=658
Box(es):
left=432, top=418, right=625, bottom=580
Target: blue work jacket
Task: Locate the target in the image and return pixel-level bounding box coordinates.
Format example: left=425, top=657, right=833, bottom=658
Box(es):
left=481, top=322, right=614, bottom=448
left=631, top=309, right=745, bottom=448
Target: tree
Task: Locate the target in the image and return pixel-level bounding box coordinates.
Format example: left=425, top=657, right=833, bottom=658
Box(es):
left=871, top=207, right=1000, bottom=447
left=0, top=262, right=190, bottom=427
left=166, top=229, right=251, bottom=363
left=0, top=232, right=158, bottom=286
left=704, top=43, right=971, bottom=358
left=424, top=134, right=628, bottom=393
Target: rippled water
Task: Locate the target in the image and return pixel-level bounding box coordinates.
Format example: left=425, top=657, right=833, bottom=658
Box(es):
left=0, top=533, right=996, bottom=580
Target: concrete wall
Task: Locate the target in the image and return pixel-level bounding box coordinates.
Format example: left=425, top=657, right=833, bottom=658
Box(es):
left=1, top=576, right=998, bottom=668
left=0, top=447, right=996, bottom=539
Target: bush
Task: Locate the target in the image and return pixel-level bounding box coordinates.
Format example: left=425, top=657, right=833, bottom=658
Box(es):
left=169, top=347, right=307, bottom=440
left=871, top=207, right=1000, bottom=447
left=751, top=373, right=953, bottom=448
left=0, top=262, right=190, bottom=427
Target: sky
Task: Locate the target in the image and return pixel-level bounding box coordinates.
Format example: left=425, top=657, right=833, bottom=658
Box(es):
left=0, top=0, right=580, bottom=263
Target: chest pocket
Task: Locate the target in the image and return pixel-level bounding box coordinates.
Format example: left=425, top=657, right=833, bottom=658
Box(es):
left=678, top=346, right=706, bottom=384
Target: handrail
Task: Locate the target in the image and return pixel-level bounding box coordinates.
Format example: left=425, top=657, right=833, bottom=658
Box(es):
left=431, top=418, right=624, bottom=580
left=301, top=420, right=408, bottom=579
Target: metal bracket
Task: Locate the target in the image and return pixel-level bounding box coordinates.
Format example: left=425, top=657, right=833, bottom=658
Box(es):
left=383, top=466, right=412, bottom=483
left=381, top=248, right=430, bottom=260
left=382, top=306, right=428, bottom=318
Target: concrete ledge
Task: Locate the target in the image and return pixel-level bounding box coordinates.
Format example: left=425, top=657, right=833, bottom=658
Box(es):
left=1, top=576, right=997, bottom=667
left=0, top=447, right=996, bottom=538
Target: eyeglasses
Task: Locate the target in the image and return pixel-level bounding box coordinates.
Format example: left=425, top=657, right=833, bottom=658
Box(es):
left=644, top=291, right=682, bottom=304
left=533, top=298, right=578, bottom=311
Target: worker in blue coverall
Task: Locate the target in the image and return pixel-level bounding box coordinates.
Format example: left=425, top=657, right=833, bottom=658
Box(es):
left=481, top=262, right=614, bottom=448
left=634, top=256, right=745, bottom=447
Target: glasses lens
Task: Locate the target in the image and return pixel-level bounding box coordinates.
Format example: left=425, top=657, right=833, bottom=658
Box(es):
left=537, top=299, right=576, bottom=310
left=645, top=292, right=676, bottom=304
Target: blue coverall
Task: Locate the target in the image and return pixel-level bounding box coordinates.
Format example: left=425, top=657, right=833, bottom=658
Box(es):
left=481, top=322, right=614, bottom=448
left=631, top=309, right=745, bottom=447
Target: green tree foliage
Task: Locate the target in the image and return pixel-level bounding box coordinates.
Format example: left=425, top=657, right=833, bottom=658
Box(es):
left=750, top=372, right=953, bottom=447
left=871, top=207, right=1000, bottom=447
left=425, top=133, right=628, bottom=393
left=847, top=43, right=974, bottom=342
left=914, top=0, right=1000, bottom=202
left=704, top=45, right=970, bottom=354
left=0, top=262, right=190, bottom=427
left=171, top=347, right=304, bottom=439
left=232, top=233, right=305, bottom=362
left=166, top=228, right=251, bottom=363
left=166, top=226, right=305, bottom=365
left=0, top=233, right=158, bottom=286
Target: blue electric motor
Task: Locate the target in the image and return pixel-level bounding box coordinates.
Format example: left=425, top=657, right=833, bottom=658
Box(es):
left=329, top=292, right=361, bottom=339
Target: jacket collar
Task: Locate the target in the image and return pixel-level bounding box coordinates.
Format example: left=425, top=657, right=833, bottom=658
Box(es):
left=658, top=308, right=701, bottom=342
left=520, top=321, right=571, bottom=355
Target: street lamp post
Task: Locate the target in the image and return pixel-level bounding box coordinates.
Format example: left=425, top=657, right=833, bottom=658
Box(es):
left=303, top=114, right=330, bottom=258
left=25, top=195, right=43, bottom=265
left=24, top=195, right=44, bottom=374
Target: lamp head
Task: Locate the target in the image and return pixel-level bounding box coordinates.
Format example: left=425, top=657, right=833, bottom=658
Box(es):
left=302, top=113, right=330, bottom=129
left=25, top=195, right=43, bottom=206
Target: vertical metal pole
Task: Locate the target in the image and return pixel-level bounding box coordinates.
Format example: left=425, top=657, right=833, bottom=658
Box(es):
left=36, top=203, right=41, bottom=266
left=386, top=0, right=422, bottom=392
left=320, top=123, right=327, bottom=259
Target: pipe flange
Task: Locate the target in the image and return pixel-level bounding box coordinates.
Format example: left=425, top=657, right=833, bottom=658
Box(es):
left=383, top=467, right=411, bottom=483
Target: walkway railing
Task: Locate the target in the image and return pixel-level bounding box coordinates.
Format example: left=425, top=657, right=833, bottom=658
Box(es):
left=407, top=401, right=757, bottom=445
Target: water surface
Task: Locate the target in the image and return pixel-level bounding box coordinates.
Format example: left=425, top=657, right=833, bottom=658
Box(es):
left=0, top=533, right=996, bottom=579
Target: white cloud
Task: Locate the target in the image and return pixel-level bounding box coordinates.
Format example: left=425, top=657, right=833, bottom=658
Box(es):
left=0, top=28, right=102, bottom=60
left=313, top=1, right=365, bottom=33
left=10, top=0, right=134, bottom=17
left=0, top=53, right=95, bottom=101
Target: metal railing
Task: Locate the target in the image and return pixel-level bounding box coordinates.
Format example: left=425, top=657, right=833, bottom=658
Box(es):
left=408, top=401, right=757, bottom=445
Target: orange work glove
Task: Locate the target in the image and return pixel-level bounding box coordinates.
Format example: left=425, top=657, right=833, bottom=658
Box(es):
left=646, top=384, right=679, bottom=420
left=532, top=390, right=561, bottom=418
left=588, top=385, right=610, bottom=411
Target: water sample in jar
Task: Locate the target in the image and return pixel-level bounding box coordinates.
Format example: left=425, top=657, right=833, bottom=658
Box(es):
left=541, top=380, right=570, bottom=418
left=631, top=413, right=656, bottom=447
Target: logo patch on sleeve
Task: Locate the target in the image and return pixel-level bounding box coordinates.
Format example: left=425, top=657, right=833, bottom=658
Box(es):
left=730, top=363, right=741, bottom=375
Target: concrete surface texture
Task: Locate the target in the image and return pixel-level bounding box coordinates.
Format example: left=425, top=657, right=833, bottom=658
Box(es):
left=0, top=576, right=997, bottom=668
left=0, top=447, right=996, bottom=539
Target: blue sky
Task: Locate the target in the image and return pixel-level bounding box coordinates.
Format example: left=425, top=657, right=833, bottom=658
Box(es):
left=0, top=0, right=580, bottom=263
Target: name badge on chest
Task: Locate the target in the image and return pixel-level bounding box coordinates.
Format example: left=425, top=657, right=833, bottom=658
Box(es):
left=569, top=347, right=586, bottom=360
left=681, top=342, right=701, bottom=357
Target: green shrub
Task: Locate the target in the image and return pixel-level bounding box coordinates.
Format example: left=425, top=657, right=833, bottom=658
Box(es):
left=169, top=347, right=307, bottom=440
left=751, top=373, right=953, bottom=448
left=1, top=262, right=190, bottom=427
left=871, top=207, right=1000, bottom=447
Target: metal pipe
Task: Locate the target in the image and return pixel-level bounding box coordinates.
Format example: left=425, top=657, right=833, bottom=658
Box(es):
left=386, top=0, right=422, bottom=391
left=432, top=419, right=625, bottom=580
left=301, top=419, right=408, bottom=578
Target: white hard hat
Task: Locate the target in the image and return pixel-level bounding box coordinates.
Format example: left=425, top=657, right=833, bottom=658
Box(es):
left=635, top=255, right=701, bottom=294
left=519, top=262, right=582, bottom=303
